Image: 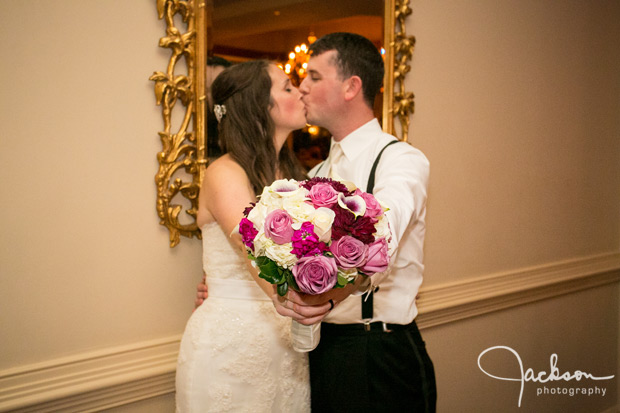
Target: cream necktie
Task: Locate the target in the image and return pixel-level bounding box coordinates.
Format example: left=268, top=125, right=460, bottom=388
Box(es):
left=328, top=143, right=344, bottom=179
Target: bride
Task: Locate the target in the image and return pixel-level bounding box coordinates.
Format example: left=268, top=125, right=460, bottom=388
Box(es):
left=175, top=60, right=311, bottom=412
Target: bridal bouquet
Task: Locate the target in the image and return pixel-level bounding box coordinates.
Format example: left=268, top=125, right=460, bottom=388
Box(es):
left=238, top=177, right=392, bottom=351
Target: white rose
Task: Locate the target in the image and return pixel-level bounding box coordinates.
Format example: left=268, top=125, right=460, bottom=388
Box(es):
left=310, top=207, right=335, bottom=243
left=374, top=215, right=391, bottom=240
left=264, top=240, right=298, bottom=269
left=286, top=201, right=315, bottom=227
left=338, top=268, right=358, bottom=283
left=252, top=229, right=269, bottom=257
left=247, top=203, right=269, bottom=228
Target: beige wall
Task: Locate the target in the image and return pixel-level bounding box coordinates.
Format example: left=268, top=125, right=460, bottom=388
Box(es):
left=0, top=0, right=618, bottom=412
left=0, top=0, right=202, bottom=406
left=410, top=1, right=620, bottom=411
left=412, top=0, right=620, bottom=282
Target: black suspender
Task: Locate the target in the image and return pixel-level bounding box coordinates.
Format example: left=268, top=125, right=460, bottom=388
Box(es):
left=312, top=138, right=400, bottom=321
left=361, top=139, right=400, bottom=321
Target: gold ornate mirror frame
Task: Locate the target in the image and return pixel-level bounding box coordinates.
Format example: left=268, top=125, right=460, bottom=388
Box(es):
left=151, top=0, right=415, bottom=247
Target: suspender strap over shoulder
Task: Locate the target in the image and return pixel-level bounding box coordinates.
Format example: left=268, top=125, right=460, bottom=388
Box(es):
left=366, top=139, right=400, bottom=193
left=362, top=139, right=400, bottom=321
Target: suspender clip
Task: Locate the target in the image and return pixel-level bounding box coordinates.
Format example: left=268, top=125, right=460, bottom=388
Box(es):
left=362, top=319, right=372, bottom=332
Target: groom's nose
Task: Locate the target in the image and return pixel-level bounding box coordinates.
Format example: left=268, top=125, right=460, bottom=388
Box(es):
left=299, top=77, right=309, bottom=94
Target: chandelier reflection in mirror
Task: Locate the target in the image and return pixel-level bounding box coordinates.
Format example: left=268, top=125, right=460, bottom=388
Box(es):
left=280, top=33, right=316, bottom=85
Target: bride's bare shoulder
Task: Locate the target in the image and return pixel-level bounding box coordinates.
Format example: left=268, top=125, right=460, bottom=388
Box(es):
left=204, top=154, right=246, bottom=181
left=202, top=154, right=250, bottom=193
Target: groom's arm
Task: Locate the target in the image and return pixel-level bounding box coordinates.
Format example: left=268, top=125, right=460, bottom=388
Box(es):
left=194, top=272, right=208, bottom=309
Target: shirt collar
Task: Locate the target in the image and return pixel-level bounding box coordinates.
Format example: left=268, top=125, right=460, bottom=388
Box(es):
left=331, top=118, right=382, bottom=162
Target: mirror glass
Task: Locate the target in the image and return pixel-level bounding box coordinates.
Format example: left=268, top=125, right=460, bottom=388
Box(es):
left=205, top=0, right=385, bottom=170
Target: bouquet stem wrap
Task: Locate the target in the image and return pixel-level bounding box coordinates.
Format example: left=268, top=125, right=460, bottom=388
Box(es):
left=291, top=320, right=321, bottom=352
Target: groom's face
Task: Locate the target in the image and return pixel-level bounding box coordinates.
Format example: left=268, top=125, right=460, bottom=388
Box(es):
left=299, top=50, right=346, bottom=129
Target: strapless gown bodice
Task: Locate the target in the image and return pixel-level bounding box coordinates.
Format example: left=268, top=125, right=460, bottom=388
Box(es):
left=175, top=222, right=310, bottom=412
left=201, top=222, right=253, bottom=282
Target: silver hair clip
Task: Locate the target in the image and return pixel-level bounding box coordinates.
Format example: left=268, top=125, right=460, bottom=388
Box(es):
left=214, top=104, right=227, bottom=123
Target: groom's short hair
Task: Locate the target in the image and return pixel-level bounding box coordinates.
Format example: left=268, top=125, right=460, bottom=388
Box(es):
left=309, top=32, right=384, bottom=108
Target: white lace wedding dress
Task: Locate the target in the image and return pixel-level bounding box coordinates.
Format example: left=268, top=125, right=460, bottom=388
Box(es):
left=175, top=223, right=310, bottom=412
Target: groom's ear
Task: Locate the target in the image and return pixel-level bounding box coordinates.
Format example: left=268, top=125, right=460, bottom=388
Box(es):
left=343, top=75, right=363, bottom=102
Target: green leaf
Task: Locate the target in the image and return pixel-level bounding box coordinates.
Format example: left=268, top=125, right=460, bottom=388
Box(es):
left=277, top=282, right=289, bottom=296
left=283, top=268, right=300, bottom=292
left=256, top=257, right=284, bottom=284
left=259, top=271, right=280, bottom=284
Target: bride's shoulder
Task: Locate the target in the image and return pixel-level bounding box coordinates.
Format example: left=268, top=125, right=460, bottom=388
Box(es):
left=203, top=155, right=248, bottom=187
left=205, top=154, right=244, bottom=177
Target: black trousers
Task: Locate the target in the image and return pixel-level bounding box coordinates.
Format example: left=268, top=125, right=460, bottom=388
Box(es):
left=309, top=321, right=436, bottom=413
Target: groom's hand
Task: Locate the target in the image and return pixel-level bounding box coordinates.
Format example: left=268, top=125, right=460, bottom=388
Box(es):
left=194, top=272, right=208, bottom=309
left=272, top=281, right=359, bottom=325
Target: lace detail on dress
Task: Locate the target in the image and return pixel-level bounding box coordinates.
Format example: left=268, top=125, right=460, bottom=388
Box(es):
left=176, top=222, right=310, bottom=413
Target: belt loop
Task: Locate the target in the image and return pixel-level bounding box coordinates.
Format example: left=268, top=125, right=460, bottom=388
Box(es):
left=382, top=322, right=393, bottom=333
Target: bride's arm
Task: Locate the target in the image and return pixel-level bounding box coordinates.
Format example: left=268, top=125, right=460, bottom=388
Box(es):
left=200, top=157, right=275, bottom=298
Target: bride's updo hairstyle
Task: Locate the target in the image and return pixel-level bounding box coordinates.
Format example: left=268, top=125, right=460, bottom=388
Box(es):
left=211, top=60, right=306, bottom=196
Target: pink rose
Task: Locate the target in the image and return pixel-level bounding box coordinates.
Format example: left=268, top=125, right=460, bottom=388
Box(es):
left=360, top=238, right=389, bottom=275
left=329, top=235, right=368, bottom=269
left=354, top=189, right=383, bottom=219
left=309, top=183, right=339, bottom=208
left=292, top=255, right=338, bottom=294
left=264, top=209, right=294, bottom=244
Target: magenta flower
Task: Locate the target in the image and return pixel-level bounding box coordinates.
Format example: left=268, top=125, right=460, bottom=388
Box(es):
left=360, top=238, right=390, bottom=275
left=308, top=183, right=339, bottom=208
left=239, top=218, right=258, bottom=250
left=329, top=235, right=368, bottom=269
left=264, top=209, right=294, bottom=244
left=291, top=222, right=328, bottom=258
left=292, top=255, right=338, bottom=294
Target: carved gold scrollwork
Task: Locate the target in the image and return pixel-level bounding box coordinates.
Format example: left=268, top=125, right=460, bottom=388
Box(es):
left=392, top=0, right=416, bottom=142
left=150, top=0, right=206, bottom=247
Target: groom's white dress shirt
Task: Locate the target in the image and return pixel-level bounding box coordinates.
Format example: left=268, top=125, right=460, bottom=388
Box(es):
left=309, top=119, right=429, bottom=325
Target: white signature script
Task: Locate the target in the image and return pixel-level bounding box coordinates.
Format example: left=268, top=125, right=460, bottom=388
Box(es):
left=477, top=346, right=615, bottom=407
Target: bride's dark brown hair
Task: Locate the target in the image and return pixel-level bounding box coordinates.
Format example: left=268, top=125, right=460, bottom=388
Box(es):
left=211, top=60, right=306, bottom=195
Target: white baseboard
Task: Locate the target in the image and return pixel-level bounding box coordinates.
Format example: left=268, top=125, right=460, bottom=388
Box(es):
left=1, top=252, right=618, bottom=412
left=0, top=337, right=179, bottom=412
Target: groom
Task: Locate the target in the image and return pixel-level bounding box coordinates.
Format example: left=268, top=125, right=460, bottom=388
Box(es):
left=273, top=32, right=436, bottom=412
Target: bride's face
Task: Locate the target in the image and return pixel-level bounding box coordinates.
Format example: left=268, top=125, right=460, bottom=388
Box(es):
left=268, top=65, right=307, bottom=135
